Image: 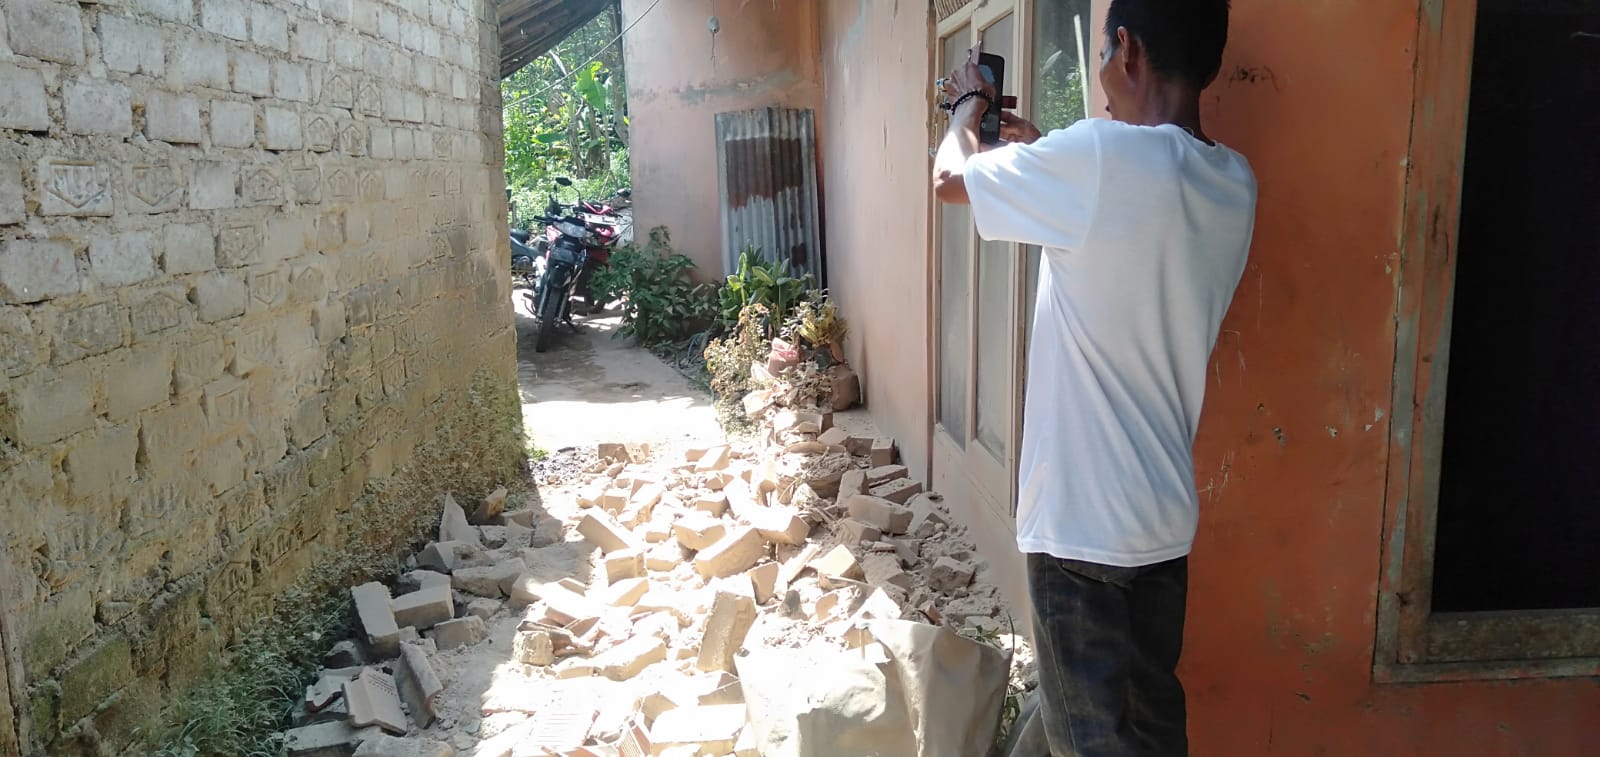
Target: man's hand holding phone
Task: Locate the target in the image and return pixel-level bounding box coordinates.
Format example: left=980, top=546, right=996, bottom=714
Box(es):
left=941, top=42, right=1042, bottom=147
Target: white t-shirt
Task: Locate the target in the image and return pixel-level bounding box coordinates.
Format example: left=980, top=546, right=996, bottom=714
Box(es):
left=964, top=117, right=1257, bottom=567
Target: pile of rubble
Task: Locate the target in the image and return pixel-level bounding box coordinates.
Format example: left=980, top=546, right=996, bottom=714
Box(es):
left=281, top=417, right=1027, bottom=757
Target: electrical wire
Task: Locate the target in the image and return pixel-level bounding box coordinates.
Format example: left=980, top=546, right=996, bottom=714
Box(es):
left=502, top=0, right=666, bottom=111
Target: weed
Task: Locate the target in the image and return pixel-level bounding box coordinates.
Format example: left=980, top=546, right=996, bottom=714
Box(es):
left=141, top=369, right=528, bottom=756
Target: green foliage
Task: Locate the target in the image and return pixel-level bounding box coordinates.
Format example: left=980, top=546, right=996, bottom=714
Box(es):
left=590, top=226, right=718, bottom=347
left=502, top=6, right=631, bottom=230
left=720, top=248, right=813, bottom=336
left=785, top=289, right=849, bottom=354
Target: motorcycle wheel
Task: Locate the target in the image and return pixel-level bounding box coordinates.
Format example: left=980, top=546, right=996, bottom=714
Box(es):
left=535, top=277, right=562, bottom=352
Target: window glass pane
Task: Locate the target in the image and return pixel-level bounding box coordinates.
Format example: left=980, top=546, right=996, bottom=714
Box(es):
left=976, top=239, right=1013, bottom=458
left=937, top=30, right=972, bottom=445
left=981, top=14, right=1015, bottom=73
left=1031, top=0, right=1093, bottom=131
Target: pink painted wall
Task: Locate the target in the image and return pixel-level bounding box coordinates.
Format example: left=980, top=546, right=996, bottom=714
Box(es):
left=815, top=0, right=935, bottom=481
left=620, top=0, right=822, bottom=280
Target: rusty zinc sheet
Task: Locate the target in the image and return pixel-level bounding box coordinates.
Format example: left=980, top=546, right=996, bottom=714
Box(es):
left=714, top=107, right=824, bottom=283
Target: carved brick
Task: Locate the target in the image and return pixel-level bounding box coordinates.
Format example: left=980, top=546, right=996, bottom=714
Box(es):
left=124, top=163, right=185, bottom=213
left=38, top=158, right=114, bottom=216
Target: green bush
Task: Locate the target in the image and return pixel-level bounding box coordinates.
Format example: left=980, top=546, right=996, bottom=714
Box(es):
left=590, top=226, right=718, bottom=347
left=719, top=247, right=812, bottom=335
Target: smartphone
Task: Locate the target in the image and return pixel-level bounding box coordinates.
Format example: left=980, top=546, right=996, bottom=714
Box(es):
left=977, top=53, right=1005, bottom=144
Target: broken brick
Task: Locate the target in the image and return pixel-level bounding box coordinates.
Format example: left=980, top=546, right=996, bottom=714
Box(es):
left=836, top=518, right=882, bottom=545
left=929, top=556, right=976, bottom=592
left=605, top=577, right=650, bottom=606
left=450, top=558, right=524, bottom=598
left=473, top=486, right=509, bottom=523
left=649, top=704, right=746, bottom=755
left=646, top=540, right=689, bottom=572
left=351, top=582, right=400, bottom=658
left=605, top=548, right=645, bottom=583
left=695, top=445, right=731, bottom=472
left=693, top=527, right=765, bottom=579
left=745, top=562, right=779, bottom=604
left=870, top=437, right=896, bottom=467
left=871, top=476, right=924, bottom=505
left=750, top=506, right=811, bottom=545
left=596, top=634, right=667, bottom=681
left=392, top=584, right=453, bottom=630
left=439, top=493, right=480, bottom=545
left=775, top=542, right=822, bottom=593
left=836, top=469, right=868, bottom=507
left=398, top=636, right=444, bottom=726
left=696, top=589, right=757, bottom=674
left=600, top=487, right=631, bottom=513
left=673, top=514, right=727, bottom=551
left=513, top=629, right=555, bottom=666
left=811, top=545, right=864, bottom=582
left=693, top=491, right=729, bottom=516
left=343, top=668, right=406, bottom=735
left=429, top=615, right=486, bottom=650
left=416, top=540, right=483, bottom=573
left=847, top=494, right=914, bottom=534
left=817, top=427, right=850, bottom=448
left=578, top=511, right=642, bottom=554
left=577, top=480, right=609, bottom=508
left=865, top=464, right=909, bottom=486
left=861, top=553, right=914, bottom=592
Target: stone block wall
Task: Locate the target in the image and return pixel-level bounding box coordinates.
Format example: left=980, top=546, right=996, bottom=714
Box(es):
left=0, top=0, right=517, bottom=751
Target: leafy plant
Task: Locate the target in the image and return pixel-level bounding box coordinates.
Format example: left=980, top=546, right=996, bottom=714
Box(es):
left=590, top=226, right=717, bottom=347
left=786, top=289, right=850, bottom=361
left=720, top=247, right=812, bottom=335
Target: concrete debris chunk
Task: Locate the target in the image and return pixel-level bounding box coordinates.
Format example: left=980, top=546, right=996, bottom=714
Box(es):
left=750, top=507, right=811, bottom=545
left=693, top=527, right=766, bottom=579
left=477, top=525, right=510, bottom=549
left=513, top=629, right=555, bottom=666
left=344, top=668, right=407, bottom=735
left=473, top=486, right=510, bottom=524
left=673, top=514, right=727, bottom=551
left=648, top=704, right=746, bottom=755
left=352, top=733, right=456, bottom=756
left=694, top=445, right=731, bottom=472
left=351, top=582, right=401, bottom=658
left=392, top=584, right=454, bottom=630
left=395, top=642, right=443, bottom=729
left=929, top=556, right=976, bottom=592
left=578, top=511, right=642, bottom=554
left=871, top=477, right=924, bottom=505
left=862, top=553, right=915, bottom=592
left=696, top=589, right=757, bottom=674
left=439, top=493, right=480, bottom=545
left=847, top=494, right=914, bottom=535
left=605, top=548, right=645, bottom=583
left=812, top=545, right=864, bottom=583
left=836, top=518, right=882, bottom=546
left=745, top=562, right=779, bottom=604
left=646, top=541, right=688, bottom=572
left=429, top=615, right=487, bottom=650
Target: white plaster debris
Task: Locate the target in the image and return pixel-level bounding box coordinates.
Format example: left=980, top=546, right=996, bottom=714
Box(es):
left=284, top=421, right=1030, bottom=754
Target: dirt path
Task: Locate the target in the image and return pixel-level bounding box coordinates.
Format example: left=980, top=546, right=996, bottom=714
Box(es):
left=511, top=292, right=722, bottom=456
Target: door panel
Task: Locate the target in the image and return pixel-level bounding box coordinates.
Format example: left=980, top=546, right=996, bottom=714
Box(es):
left=936, top=28, right=973, bottom=447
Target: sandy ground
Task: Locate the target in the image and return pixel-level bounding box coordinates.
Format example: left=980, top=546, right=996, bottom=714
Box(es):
left=511, top=291, right=723, bottom=456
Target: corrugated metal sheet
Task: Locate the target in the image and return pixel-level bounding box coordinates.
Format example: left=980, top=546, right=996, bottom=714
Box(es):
left=714, top=107, right=824, bottom=284
left=935, top=0, right=977, bottom=21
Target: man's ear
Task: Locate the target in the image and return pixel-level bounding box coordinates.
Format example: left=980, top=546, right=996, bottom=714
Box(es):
left=1116, top=27, right=1137, bottom=77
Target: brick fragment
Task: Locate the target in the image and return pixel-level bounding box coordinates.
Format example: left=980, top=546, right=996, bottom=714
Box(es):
left=605, top=548, right=645, bottom=583
left=929, top=557, right=976, bottom=592
left=848, top=494, right=914, bottom=535
left=343, top=668, right=406, bottom=734
left=673, top=514, right=726, bottom=551
left=577, top=511, right=641, bottom=554
left=751, top=507, right=811, bottom=545
left=862, top=553, right=914, bottom=592
left=865, top=464, right=909, bottom=486
left=428, top=616, right=485, bottom=650
left=818, top=427, right=850, bottom=448
left=871, top=477, right=924, bottom=505
left=596, top=635, right=666, bottom=681
left=395, top=642, right=442, bottom=728
left=693, top=527, right=765, bottom=579
left=391, top=584, right=452, bottom=630
left=649, top=705, right=746, bottom=755
left=837, top=518, right=882, bottom=545
left=695, top=445, right=731, bottom=472
left=811, top=545, right=864, bottom=583
left=870, top=438, right=896, bottom=466
left=696, top=589, right=756, bottom=674
left=351, top=582, right=400, bottom=658
left=745, top=562, right=779, bottom=604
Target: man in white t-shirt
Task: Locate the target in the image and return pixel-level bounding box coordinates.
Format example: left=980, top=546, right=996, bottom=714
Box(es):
left=932, top=1, right=1255, bottom=754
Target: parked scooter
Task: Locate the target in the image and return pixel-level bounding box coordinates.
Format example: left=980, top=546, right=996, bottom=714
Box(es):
left=530, top=208, right=593, bottom=352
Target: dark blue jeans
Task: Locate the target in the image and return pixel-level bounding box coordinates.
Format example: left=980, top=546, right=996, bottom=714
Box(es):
left=1026, top=553, right=1189, bottom=756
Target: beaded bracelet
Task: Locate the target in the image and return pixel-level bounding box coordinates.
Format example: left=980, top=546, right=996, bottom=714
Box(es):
left=940, top=90, right=993, bottom=113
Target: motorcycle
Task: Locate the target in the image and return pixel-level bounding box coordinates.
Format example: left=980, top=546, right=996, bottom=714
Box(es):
left=530, top=209, right=593, bottom=352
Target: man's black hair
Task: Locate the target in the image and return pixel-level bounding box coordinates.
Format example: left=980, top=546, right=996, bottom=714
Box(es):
left=1105, top=0, right=1231, bottom=89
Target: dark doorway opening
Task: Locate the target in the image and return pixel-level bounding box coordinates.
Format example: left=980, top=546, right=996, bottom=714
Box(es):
left=1431, top=2, right=1600, bottom=613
